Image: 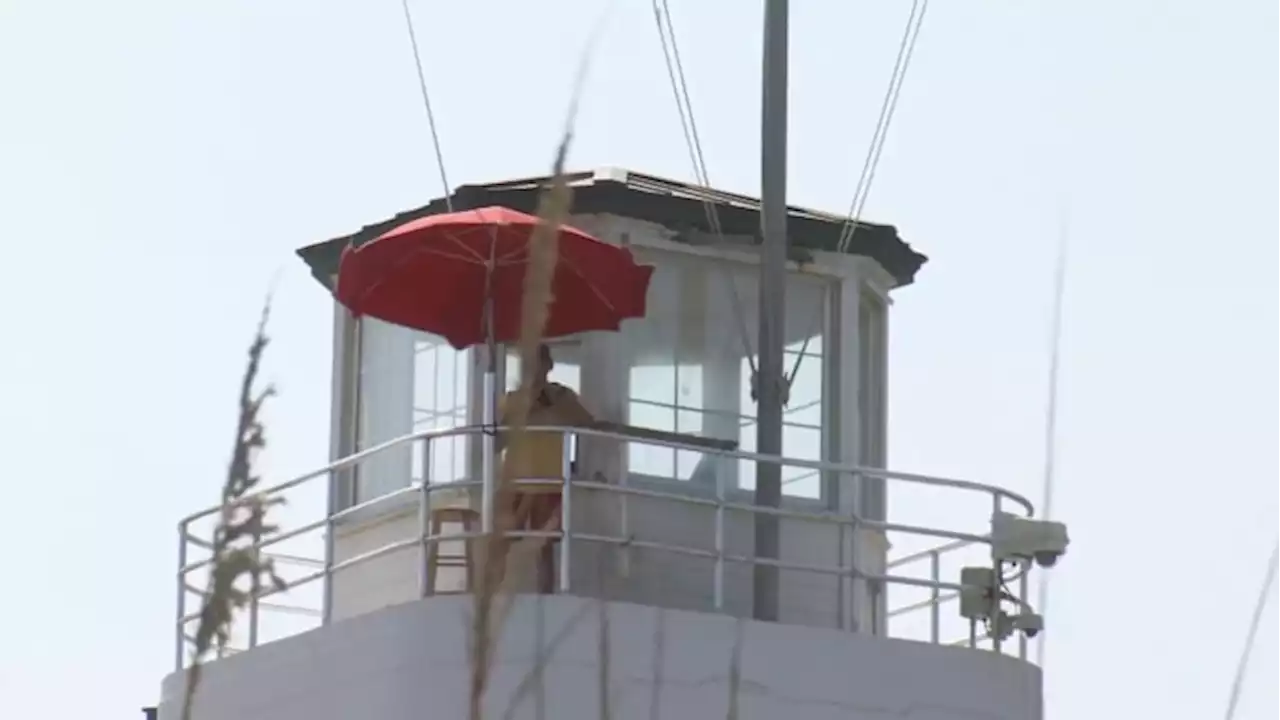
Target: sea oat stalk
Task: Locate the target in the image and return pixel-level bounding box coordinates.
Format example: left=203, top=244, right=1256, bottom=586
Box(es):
left=181, top=302, right=287, bottom=720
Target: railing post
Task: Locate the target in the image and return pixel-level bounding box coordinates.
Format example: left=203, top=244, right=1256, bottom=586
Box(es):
left=1017, top=560, right=1029, bottom=660
left=558, top=431, right=573, bottom=593
left=990, top=494, right=1003, bottom=655
left=929, top=550, right=941, bottom=644
left=248, top=526, right=261, bottom=649
left=480, top=373, right=497, bottom=533
left=713, top=457, right=726, bottom=612
left=418, top=437, right=434, bottom=598
left=322, top=467, right=337, bottom=625
left=619, top=440, right=631, bottom=578
left=174, top=521, right=188, bottom=671
left=848, top=470, right=862, bottom=634
left=837, top=520, right=846, bottom=631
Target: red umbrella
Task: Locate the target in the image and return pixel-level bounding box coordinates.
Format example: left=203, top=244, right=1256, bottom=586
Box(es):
left=335, top=205, right=654, bottom=349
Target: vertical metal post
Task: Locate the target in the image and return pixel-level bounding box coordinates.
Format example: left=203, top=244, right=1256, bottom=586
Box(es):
left=847, top=470, right=863, bottom=634
left=324, top=313, right=360, bottom=625
left=559, top=432, right=573, bottom=593
left=322, top=471, right=336, bottom=625
left=753, top=0, right=789, bottom=624
left=481, top=251, right=499, bottom=534
left=418, top=437, right=434, bottom=598
left=837, top=520, right=846, bottom=631
left=174, top=522, right=188, bottom=671
left=713, top=459, right=726, bottom=611
left=929, top=550, right=941, bottom=644
left=481, top=371, right=497, bottom=533
left=1018, top=562, right=1029, bottom=659
left=619, top=464, right=631, bottom=578
left=248, top=528, right=261, bottom=649
left=990, top=495, right=1004, bottom=655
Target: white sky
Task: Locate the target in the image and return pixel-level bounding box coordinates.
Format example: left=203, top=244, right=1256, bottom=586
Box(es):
left=0, top=1, right=1275, bottom=719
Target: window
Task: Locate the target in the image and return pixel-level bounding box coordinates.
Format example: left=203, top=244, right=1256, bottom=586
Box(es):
left=412, top=333, right=470, bottom=487
left=504, top=343, right=581, bottom=394
left=622, top=259, right=725, bottom=482
left=354, top=317, right=471, bottom=504
left=628, top=363, right=705, bottom=479
left=617, top=251, right=833, bottom=495
left=737, top=335, right=825, bottom=499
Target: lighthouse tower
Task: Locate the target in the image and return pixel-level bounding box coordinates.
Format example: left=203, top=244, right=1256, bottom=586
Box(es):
left=158, top=168, right=1064, bottom=720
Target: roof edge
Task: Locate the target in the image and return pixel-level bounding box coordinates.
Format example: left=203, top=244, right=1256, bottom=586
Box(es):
left=296, top=168, right=927, bottom=291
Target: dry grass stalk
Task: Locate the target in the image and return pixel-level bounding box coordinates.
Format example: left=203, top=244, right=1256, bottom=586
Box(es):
left=467, top=124, right=576, bottom=720
left=181, top=301, right=287, bottom=720
left=498, top=535, right=626, bottom=720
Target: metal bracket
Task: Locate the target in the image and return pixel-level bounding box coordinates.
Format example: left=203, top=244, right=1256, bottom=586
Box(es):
left=749, top=370, right=792, bottom=406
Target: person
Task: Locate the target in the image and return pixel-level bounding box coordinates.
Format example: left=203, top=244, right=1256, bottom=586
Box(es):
left=495, top=343, right=594, bottom=593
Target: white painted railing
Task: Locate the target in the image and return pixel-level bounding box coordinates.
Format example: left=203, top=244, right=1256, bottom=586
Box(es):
left=174, top=425, right=1038, bottom=670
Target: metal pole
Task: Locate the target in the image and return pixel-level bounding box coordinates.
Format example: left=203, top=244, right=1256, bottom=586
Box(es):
left=248, top=528, right=261, bottom=649
left=929, top=550, right=941, bottom=644
left=753, top=0, right=789, bottom=623
left=559, top=432, right=573, bottom=593
left=713, top=460, right=726, bottom=611
left=481, top=279, right=498, bottom=534
left=174, top=522, right=188, bottom=671
left=991, top=495, right=1003, bottom=655
left=418, top=438, right=434, bottom=597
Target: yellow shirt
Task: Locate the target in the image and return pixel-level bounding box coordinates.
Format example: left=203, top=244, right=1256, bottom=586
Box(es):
left=498, top=386, right=575, bottom=493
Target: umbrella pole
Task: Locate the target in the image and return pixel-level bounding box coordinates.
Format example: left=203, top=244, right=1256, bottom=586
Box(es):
left=481, top=297, right=498, bottom=534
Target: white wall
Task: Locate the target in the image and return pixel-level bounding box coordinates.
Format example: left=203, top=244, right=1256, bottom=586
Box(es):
left=161, top=594, right=1041, bottom=720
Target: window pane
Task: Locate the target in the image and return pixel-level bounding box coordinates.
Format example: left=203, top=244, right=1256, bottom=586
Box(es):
left=782, top=423, right=822, bottom=486
left=676, top=408, right=706, bottom=479
left=506, top=345, right=582, bottom=393
left=416, top=339, right=468, bottom=427
left=630, top=365, right=674, bottom=404
left=782, top=469, right=822, bottom=499
left=675, top=363, right=703, bottom=408
left=784, top=355, right=823, bottom=428
left=738, top=422, right=822, bottom=498
left=627, top=401, right=675, bottom=478
left=358, top=319, right=471, bottom=501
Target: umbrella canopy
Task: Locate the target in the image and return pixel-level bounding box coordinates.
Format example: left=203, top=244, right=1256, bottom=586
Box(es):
left=335, top=206, right=654, bottom=349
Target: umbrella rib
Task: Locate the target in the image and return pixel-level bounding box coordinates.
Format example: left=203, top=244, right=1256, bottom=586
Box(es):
left=353, top=241, right=487, bottom=303
left=441, top=228, right=489, bottom=263
left=494, top=243, right=530, bottom=265
left=402, top=244, right=487, bottom=265
left=555, top=254, right=621, bottom=313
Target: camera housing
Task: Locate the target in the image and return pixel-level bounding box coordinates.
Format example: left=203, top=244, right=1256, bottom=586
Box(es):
left=991, top=511, right=1070, bottom=568
left=1013, top=612, right=1044, bottom=638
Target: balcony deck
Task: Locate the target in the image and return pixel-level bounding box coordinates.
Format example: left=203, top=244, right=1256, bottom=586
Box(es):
left=174, top=424, right=1041, bottom=672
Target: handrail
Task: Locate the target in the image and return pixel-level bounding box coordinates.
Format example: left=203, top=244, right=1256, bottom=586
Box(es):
left=174, top=424, right=1037, bottom=671
left=178, top=423, right=1035, bottom=524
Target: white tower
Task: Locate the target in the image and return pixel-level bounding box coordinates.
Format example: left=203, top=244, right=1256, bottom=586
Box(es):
left=160, top=168, right=1063, bottom=720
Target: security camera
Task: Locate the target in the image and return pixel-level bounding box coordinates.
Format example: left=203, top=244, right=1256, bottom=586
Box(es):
left=1013, top=612, right=1044, bottom=639
left=1034, top=551, right=1060, bottom=568
left=991, top=512, right=1069, bottom=568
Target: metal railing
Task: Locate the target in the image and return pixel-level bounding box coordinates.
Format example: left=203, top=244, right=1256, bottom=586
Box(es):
left=174, top=425, right=1037, bottom=670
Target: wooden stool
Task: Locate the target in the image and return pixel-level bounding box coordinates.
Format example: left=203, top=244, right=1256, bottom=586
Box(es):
left=425, top=507, right=480, bottom=594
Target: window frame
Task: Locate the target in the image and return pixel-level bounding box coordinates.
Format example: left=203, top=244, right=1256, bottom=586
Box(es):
left=615, top=246, right=841, bottom=504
